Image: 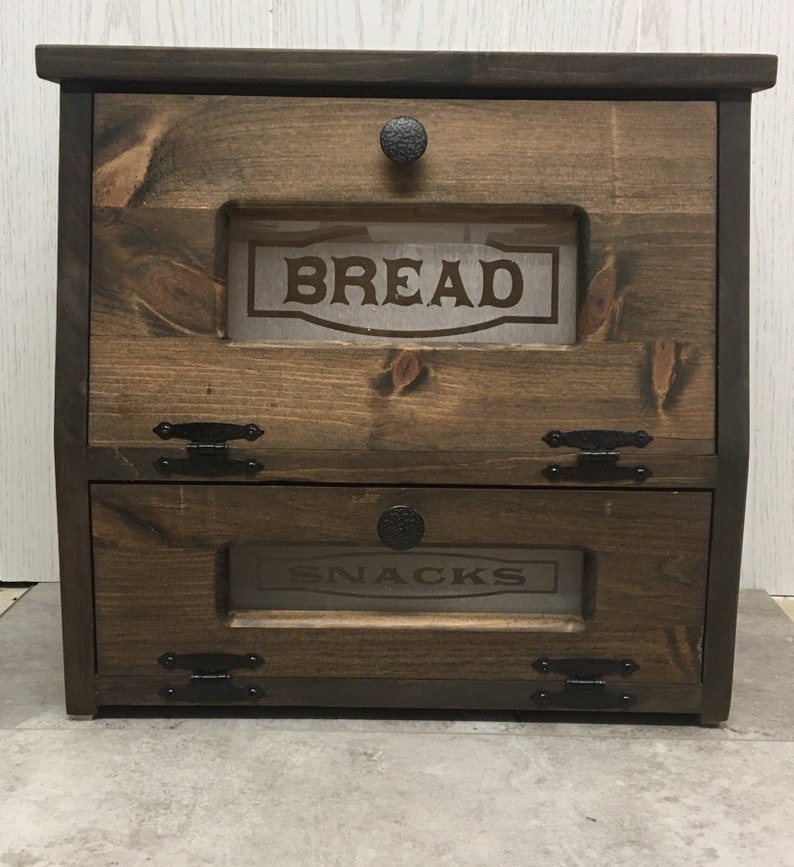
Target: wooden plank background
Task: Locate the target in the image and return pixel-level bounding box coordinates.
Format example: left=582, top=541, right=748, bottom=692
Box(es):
left=2, top=0, right=791, bottom=593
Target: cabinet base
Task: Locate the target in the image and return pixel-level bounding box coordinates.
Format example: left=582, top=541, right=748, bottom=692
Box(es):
left=92, top=676, right=705, bottom=717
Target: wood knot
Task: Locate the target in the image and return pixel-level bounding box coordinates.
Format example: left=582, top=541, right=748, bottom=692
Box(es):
left=649, top=340, right=683, bottom=413
left=578, top=254, right=621, bottom=341
left=391, top=350, right=423, bottom=389
left=371, top=350, right=428, bottom=397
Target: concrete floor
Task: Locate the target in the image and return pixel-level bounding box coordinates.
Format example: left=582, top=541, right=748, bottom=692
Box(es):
left=1, top=586, right=793, bottom=866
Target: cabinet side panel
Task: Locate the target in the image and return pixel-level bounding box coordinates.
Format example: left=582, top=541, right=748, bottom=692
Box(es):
left=701, top=97, right=752, bottom=725
left=54, top=90, right=96, bottom=716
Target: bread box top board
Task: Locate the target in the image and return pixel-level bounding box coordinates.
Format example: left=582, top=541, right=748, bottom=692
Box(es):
left=36, top=46, right=777, bottom=97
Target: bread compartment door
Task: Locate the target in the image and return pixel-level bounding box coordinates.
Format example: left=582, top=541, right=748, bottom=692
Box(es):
left=89, top=96, right=716, bottom=470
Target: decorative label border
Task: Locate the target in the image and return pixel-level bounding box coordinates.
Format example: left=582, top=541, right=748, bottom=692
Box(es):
left=246, top=240, right=561, bottom=338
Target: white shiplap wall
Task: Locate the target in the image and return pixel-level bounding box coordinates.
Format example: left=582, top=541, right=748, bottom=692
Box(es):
left=1, top=1, right=791, bottom=592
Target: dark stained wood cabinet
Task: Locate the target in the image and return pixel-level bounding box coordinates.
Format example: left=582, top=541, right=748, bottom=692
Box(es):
left=37, top=47, right=776, bottom=722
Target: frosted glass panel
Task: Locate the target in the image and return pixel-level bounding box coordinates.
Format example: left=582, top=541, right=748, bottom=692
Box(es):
left=227, top=545, right=586, bottom=615
left=228, top=217, right=578, bottom=344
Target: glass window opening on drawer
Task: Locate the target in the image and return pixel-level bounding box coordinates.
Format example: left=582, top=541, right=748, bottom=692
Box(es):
left=224, top=544, right=592, bottom=621
left=227, top=212, right=580, bottom=346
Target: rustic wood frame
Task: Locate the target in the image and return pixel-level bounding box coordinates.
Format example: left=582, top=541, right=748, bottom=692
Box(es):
left=37, top=47, right=776, bottom=96
left=53, top=91, right=96, bottom=716
left=37, top=48, right=777, bottom=721
left=700, top=96, right=754, bottom=725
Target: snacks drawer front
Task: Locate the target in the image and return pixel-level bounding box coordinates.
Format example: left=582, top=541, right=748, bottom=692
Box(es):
left=92, top=484, right=711, bottom=685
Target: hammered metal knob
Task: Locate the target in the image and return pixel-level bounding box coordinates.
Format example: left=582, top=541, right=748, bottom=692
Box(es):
left=380, top=117, right=427, bottom=163
left=377, top=506, right=425, bottom=550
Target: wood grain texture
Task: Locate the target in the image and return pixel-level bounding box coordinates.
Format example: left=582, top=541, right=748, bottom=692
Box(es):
left=92, top=96, right=717, bottom=213
left=91, top=485, right=712, bottom=682
left=36, top=45, right=777, bottom=94
left=271, top=0, right=641, bottom=56
left=88, top=97, right=716, bottom=455
left=1, top=0, right=273, bottom=583
left=701, top=97, right=752, bottom=724
left=7, top=1, right=790, bottom=600
left=632, top=1, right=793, bottom=596
left=8, top=1, right=280, bottom=600
left=88, top=335, right=715, bottom=454
left=85, top=446, right=718, bottom=487
left=53, top=92, right=96, bottom=716
left=93, top=675, right=703, bottom=714
left=90, top=206, right=717, bottom=345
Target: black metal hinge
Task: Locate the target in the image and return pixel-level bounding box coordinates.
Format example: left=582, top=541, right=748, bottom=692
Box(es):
left=153, top=421, right=265, bottom=477
left=530, top=656, right=639, bottom=710
left=532, top=680, right=637, bottom=710
left=157, top=651, right=265, bottom=703
left=542, top=428, right=653, bottom=483
left=532, top=657, right=639, bottom=678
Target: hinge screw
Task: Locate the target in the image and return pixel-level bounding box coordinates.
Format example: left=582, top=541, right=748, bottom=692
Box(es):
left=622, top=660, right=635, bottom=674
left=536, top=691, right=550, bottom=704
left=621, top=694, right=633, bottom=705
left=245, top=458, right=260, bottom=472
left=248, top=687, right=260, bottom=697
left=536, top=659, right=551, bottom=673
left=165, top=687, right=176, bottom=698
left=548, top=465, right=561, bottom=479
left=162, top=654, right=176, bottom=668
left=247, top=655, right=259, bottom=668
left=634, top=430, right=650, bottom=446
left=634, top=466, right=648, bottom=481
left=245, top=424, right=261, bottom=440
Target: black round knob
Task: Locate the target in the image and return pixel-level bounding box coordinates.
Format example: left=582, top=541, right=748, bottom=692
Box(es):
left=380, top=117, right=427, bottom=163
left=377, top=505, right=425, bottom=550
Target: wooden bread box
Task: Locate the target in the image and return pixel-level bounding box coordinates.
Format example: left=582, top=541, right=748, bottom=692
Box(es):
left=37, top=47, right=777, bottom=722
